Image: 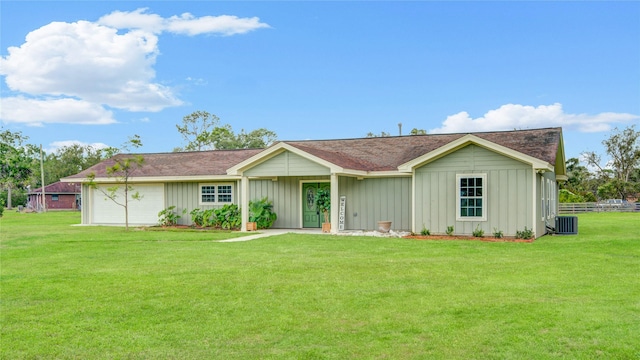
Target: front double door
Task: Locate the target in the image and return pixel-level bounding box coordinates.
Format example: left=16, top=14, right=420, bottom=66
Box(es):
left=302, top=182, right=330, bottom=228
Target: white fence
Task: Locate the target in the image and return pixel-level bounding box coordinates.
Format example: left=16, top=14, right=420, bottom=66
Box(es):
left=559, top=202, right=638, bottom=214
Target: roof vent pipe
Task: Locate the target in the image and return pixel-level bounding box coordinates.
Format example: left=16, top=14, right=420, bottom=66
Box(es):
left=398, top=122, right=402, bottom=136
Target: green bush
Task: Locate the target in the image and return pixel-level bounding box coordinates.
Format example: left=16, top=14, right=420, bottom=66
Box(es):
left=492, top=228, right=504, bottom=238
left=190, top=209, right=205, bottom=227
left=446, top=225, right=454, bottom=236
left=516, top=227, right=535, bottom=239
left=215, top=204, right=241, bottom=230
left=158, top=206, right=186, bottom=226
left=420, top=225, right=430, bottom=236
left=249, top=197, right=277, bottom=229
left=314, top=188, right=331, bottom=223
left=472, top=224, right=484, bottom=237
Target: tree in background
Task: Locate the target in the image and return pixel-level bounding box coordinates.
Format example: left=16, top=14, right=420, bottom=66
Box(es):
left=410, top=128, right=427, bottom=135
left=86, top=135, right=144, bottom=230
left=366, top=131, right=391, bottom=138
left=582, top=125, right=640, bottom=200
left=560, top=157, right=597, bottom=202
left=0, top=129, right=36, bottom=209
left=31, top=144, right=118, bottom=188
left=366, top=127, right=427, bottom=137
left=175, top=111, right=277, bottom=151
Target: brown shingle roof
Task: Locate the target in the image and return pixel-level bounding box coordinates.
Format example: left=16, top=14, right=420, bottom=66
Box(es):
left=32, top=181, right=82, bottom=194
left=282, top=127, right=561, bottom=171
left=64, top=128, right=562, bottom=179
left=65, top=149, right=264, bottom=179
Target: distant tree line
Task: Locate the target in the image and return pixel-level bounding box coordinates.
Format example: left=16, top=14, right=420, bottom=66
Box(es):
left=561, top=125, right=639, bottom=202
left=1, top=118, right=638, bottom=211
left=0, top=110, right=278, bottom=209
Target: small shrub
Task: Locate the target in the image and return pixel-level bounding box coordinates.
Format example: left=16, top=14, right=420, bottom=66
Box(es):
left=493, top=228, right=504, bottom=238
left=215, top=204, right=241, bottom=230
left=472, top=224, right=484, bottom=237
left=249, top=197, right=278, bottom=229
left=446, top=225, right=454, bottom=236
left=420, top=225, right=430, bottom=236
left=190, top=208, right=205, bottom=227
left=515, top=227, right=535, bottom=239
left=157, top=206, right=186, bottom=226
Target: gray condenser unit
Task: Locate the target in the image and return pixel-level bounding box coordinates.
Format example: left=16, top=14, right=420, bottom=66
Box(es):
left=555, top=216, right=578, bottom=235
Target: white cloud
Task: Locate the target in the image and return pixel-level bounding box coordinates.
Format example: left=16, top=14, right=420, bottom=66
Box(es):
left=46, top=140, right=111, bottom=154
left=97, top=8, right=165, bottom=34
left=0, top=97, right=116, bottom=126
left=430, top=103, right=639, bottom=134
left=166, top=14, right=271, bottom=36
left=0, top=21, right=178, bottom=113
left=0, top=9, right=269, bottom=127
left=98, top=8, right=270, bottom=36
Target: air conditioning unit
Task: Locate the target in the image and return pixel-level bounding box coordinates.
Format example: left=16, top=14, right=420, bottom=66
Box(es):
left=556, top=216, right=578, bottom=235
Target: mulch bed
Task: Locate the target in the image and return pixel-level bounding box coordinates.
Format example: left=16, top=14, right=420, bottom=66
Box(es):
left=404, top=235, right=534, bottom=243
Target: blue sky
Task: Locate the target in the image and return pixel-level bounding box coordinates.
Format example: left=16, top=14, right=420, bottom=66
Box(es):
left=1, top=1, right=639, bottom=161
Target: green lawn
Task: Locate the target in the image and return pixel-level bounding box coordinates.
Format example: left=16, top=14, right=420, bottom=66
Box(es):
left=1, top=211, right=639, bottom=359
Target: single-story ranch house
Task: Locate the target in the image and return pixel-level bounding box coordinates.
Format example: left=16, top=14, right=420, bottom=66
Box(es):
left=27, top=181, right=82, bottom=211
left=62, top=127, right=567, bottom=238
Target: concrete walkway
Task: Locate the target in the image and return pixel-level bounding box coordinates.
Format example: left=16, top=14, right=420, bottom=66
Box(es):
left=218, top=228, right=325, bottom=242
left=218, top=228, right=410, bottom=242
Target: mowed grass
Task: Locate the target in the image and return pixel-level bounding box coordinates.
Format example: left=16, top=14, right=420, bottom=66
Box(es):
left=1, top=211, right=639, bottom=359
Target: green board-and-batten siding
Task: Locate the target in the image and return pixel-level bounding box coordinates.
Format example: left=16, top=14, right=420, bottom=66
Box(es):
left=338, top=176, right=412, bottom=231
left=248, top=176, right=412, bottom=231
left=165, top=182, right=238, bottom=226
left=414, top=144, right=533, bottom=236
left=249, top=176, right=328, bottom=228
left=244, top=151, right=330, bottom=177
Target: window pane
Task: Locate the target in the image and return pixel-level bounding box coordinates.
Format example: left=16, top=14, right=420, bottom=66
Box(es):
left=202, top=185, right=216, bottom=203
left=202, top=194, right=216, bottom=203
left=459, top=175, right=485, bottom=218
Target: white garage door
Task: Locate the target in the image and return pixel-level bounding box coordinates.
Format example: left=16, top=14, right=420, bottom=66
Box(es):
left=91, top=184, right=164, bottom=225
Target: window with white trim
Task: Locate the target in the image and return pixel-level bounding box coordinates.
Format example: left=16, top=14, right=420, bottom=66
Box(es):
left=456, top=174, right=487, bottom=221
left=199, top=184, right=234, bottom=205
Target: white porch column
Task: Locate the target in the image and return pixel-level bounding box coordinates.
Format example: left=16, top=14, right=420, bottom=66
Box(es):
left=240, top=176, right=249, bottom=231
left=330, top=173, right=339, bottom=234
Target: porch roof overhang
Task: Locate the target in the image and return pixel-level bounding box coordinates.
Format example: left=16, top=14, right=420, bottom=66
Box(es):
left=397, top=134, right=555, bottom=172
left=227, top=142, right=417, bottom=178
